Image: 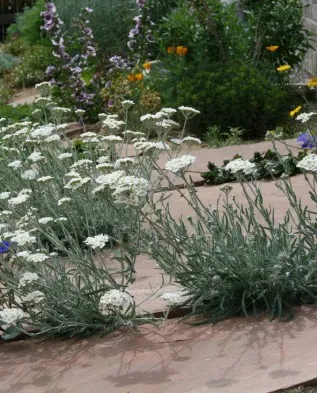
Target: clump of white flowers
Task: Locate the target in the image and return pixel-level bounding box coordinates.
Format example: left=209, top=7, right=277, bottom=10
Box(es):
left=10, top=230, right=36, bottom=246
left=112, top=176, right=148, bottom=205
left=22, top=290, right=45, bottom=304
left=225, top=158, right=257, bottom=176
left=84, top=234, right=110, bottom=249
left=297, top=154, right=317, bottom=172
left=165, top=155, right=196, bottom=173
left=99, top=289, right=134, bottom=314
left=18, top=272, right=39, bottom=288
left=0, top=308, right=24, bottom=326
left=161, top=292, right=183, bottom=306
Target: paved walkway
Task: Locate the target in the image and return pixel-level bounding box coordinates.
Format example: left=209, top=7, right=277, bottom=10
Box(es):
left=2, top=306, right=317, bottom=393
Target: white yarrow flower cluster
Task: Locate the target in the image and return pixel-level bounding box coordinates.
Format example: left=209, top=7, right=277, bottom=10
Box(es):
left=0, top=308, right=24, bottom=325
left=11, top=230, right=36, bottom=246
left=178, top=106, right=200, bottom=117
left=84, top=234, right=110, bottom=249
left=161, top=292, right=183, bottom=306
left=58, top=152, right=73, bottom=160
left=296, top=112, right=317, bottom=123
left=0, top=192, right=10, bottom=200
left=37, top=176, right=54, bottom=182
left=165, top=155, right=196, bottom=173
left=112, top=176, right=148, bottom=205
left=26, top=253, right=49, bottom=263
left=22, top=290, right=45, bottom=304
left=21, top=169, right=39, bottom=180
left=225, top=158, right=257, bottom=176
left=28, top=151, right=45, bottom=163
left=8, top=160, right=22, bottom=170
left=38, top=217, right=54, bottom=224
left=57, top=197, right=72, bottom=206
left=8, top=189, right=32, bottom=206
left=297, top=154, right=317, bottom=172
left=18, top=272, right=39, bottom=288
left=93, top=171, right=125, bottom=193
left=99, top=289, right=133, bottom=314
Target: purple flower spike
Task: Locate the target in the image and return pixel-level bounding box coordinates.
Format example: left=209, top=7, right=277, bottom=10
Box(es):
left=297, top=132, right=316, bottom=149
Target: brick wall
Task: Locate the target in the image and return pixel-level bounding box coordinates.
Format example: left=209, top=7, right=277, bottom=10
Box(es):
left=302, top=0, right=317, bottom=76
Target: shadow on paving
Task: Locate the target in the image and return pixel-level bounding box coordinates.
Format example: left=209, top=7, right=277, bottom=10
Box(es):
left=1, top=306, right=317, bottom=393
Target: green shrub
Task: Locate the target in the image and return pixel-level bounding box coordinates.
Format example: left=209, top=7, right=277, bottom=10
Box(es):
left=0, top=104, right=34, bottom=123
left=156, top=61, right=296, bottom=138
left=3, top=44, right=54, bottom=89
left=0, top=52, right=19, bottom=76
left=0, top=81, right=13, bottom=105
left=241, top=0, right=310, bottom=67
left=6, top=0, right=47, bottom=44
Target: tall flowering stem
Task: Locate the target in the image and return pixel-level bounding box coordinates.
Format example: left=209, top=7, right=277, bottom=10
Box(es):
left=42, top=4, right=102, bottom=117
left=127, top=0, right=155, bottom=59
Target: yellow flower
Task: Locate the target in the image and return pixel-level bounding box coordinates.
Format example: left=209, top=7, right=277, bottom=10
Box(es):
left=290, top=106, right=302, bottom=117
left=266, top=45, right=279, bottom=52
left=308, top=77, right=317, bottom=88
left=167, top=46, right=175, bottom=54
left=143, top=62, right=152, bottom=70
left=277, top=64, right=291, bottom=72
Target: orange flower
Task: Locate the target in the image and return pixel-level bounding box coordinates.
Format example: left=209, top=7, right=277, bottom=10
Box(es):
left=167, top=46, right=175, bottom=54
left=143, top=62, right=152, bottom=70
left=266, top=45, right=279, bottom=52
left=127, top=74, right=136, bottom=82
left=134, top=73, right=144, bottom=81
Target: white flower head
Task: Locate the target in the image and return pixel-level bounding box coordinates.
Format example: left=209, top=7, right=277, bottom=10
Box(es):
left=26, top=253, right=49, bottom=263
left=296, top=112, right=317, bottom=123
left=21, top=169, right=39, bottom=180
left=38, top=217, right=54, bottom=224
left=112, top=176, right=148, bottom=205
left=8, top=160, right=22, bottom=170
left=75, top=109, right=86, bottom=116
left=99, top=289, right=133, bottom=314
left=22, top=290, right=45, bottom=304
left=161, top=292, right=183, bottom=306
left=225, top=158, right=257, bottom=176
left=84, top=234, right=109, bottom=249
left=57, top=197, right=72, bottom=206
left=64, top=177, right=91, bottom=190
left=182, top=136, right=202, bottom=145
left=37, top=176, right=54, bottom=182
left=18, top=272, right=39, bottom=288
left=30, top=125, right=55, bottom=139
left=297, top=154, right=317, bottom=172
left=0, top=308, right=24, bottom=325
left=58, top=152, right=73, bottom=160
left=71, top=159, right=93, bottom=169
left=0, top=192, right=10, bottom=200
left=11, top=230, right=36, bottom=246
left=101, top=135, right=123, bottom=143
left=178, top=106, right=200, bottom=118
left=122, top=100, right=134, bottom=108
left=28, top=151, right=45, bottom=163
left=165, top=155, right=196, bottom=173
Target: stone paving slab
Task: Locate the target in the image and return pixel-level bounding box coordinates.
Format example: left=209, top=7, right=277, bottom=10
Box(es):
left=2, top=306, right=317, bottom=393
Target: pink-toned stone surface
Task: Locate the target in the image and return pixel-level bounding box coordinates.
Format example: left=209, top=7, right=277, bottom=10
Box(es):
left=2, top=306, right=317, bottom=393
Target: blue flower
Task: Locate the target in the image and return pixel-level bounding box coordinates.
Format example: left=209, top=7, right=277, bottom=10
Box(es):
left=0, top=241, right=12, bottom=254
left=297, top=132, right=316, bottom=149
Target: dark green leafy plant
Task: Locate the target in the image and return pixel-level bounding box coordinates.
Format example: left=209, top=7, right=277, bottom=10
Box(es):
left=201, top=149, right=307, bottom=185
left=0, top=104, right=34, bottom=122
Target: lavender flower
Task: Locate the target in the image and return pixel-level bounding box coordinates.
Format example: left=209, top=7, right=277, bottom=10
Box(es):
left=297, top=132, right=316, bottom=149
